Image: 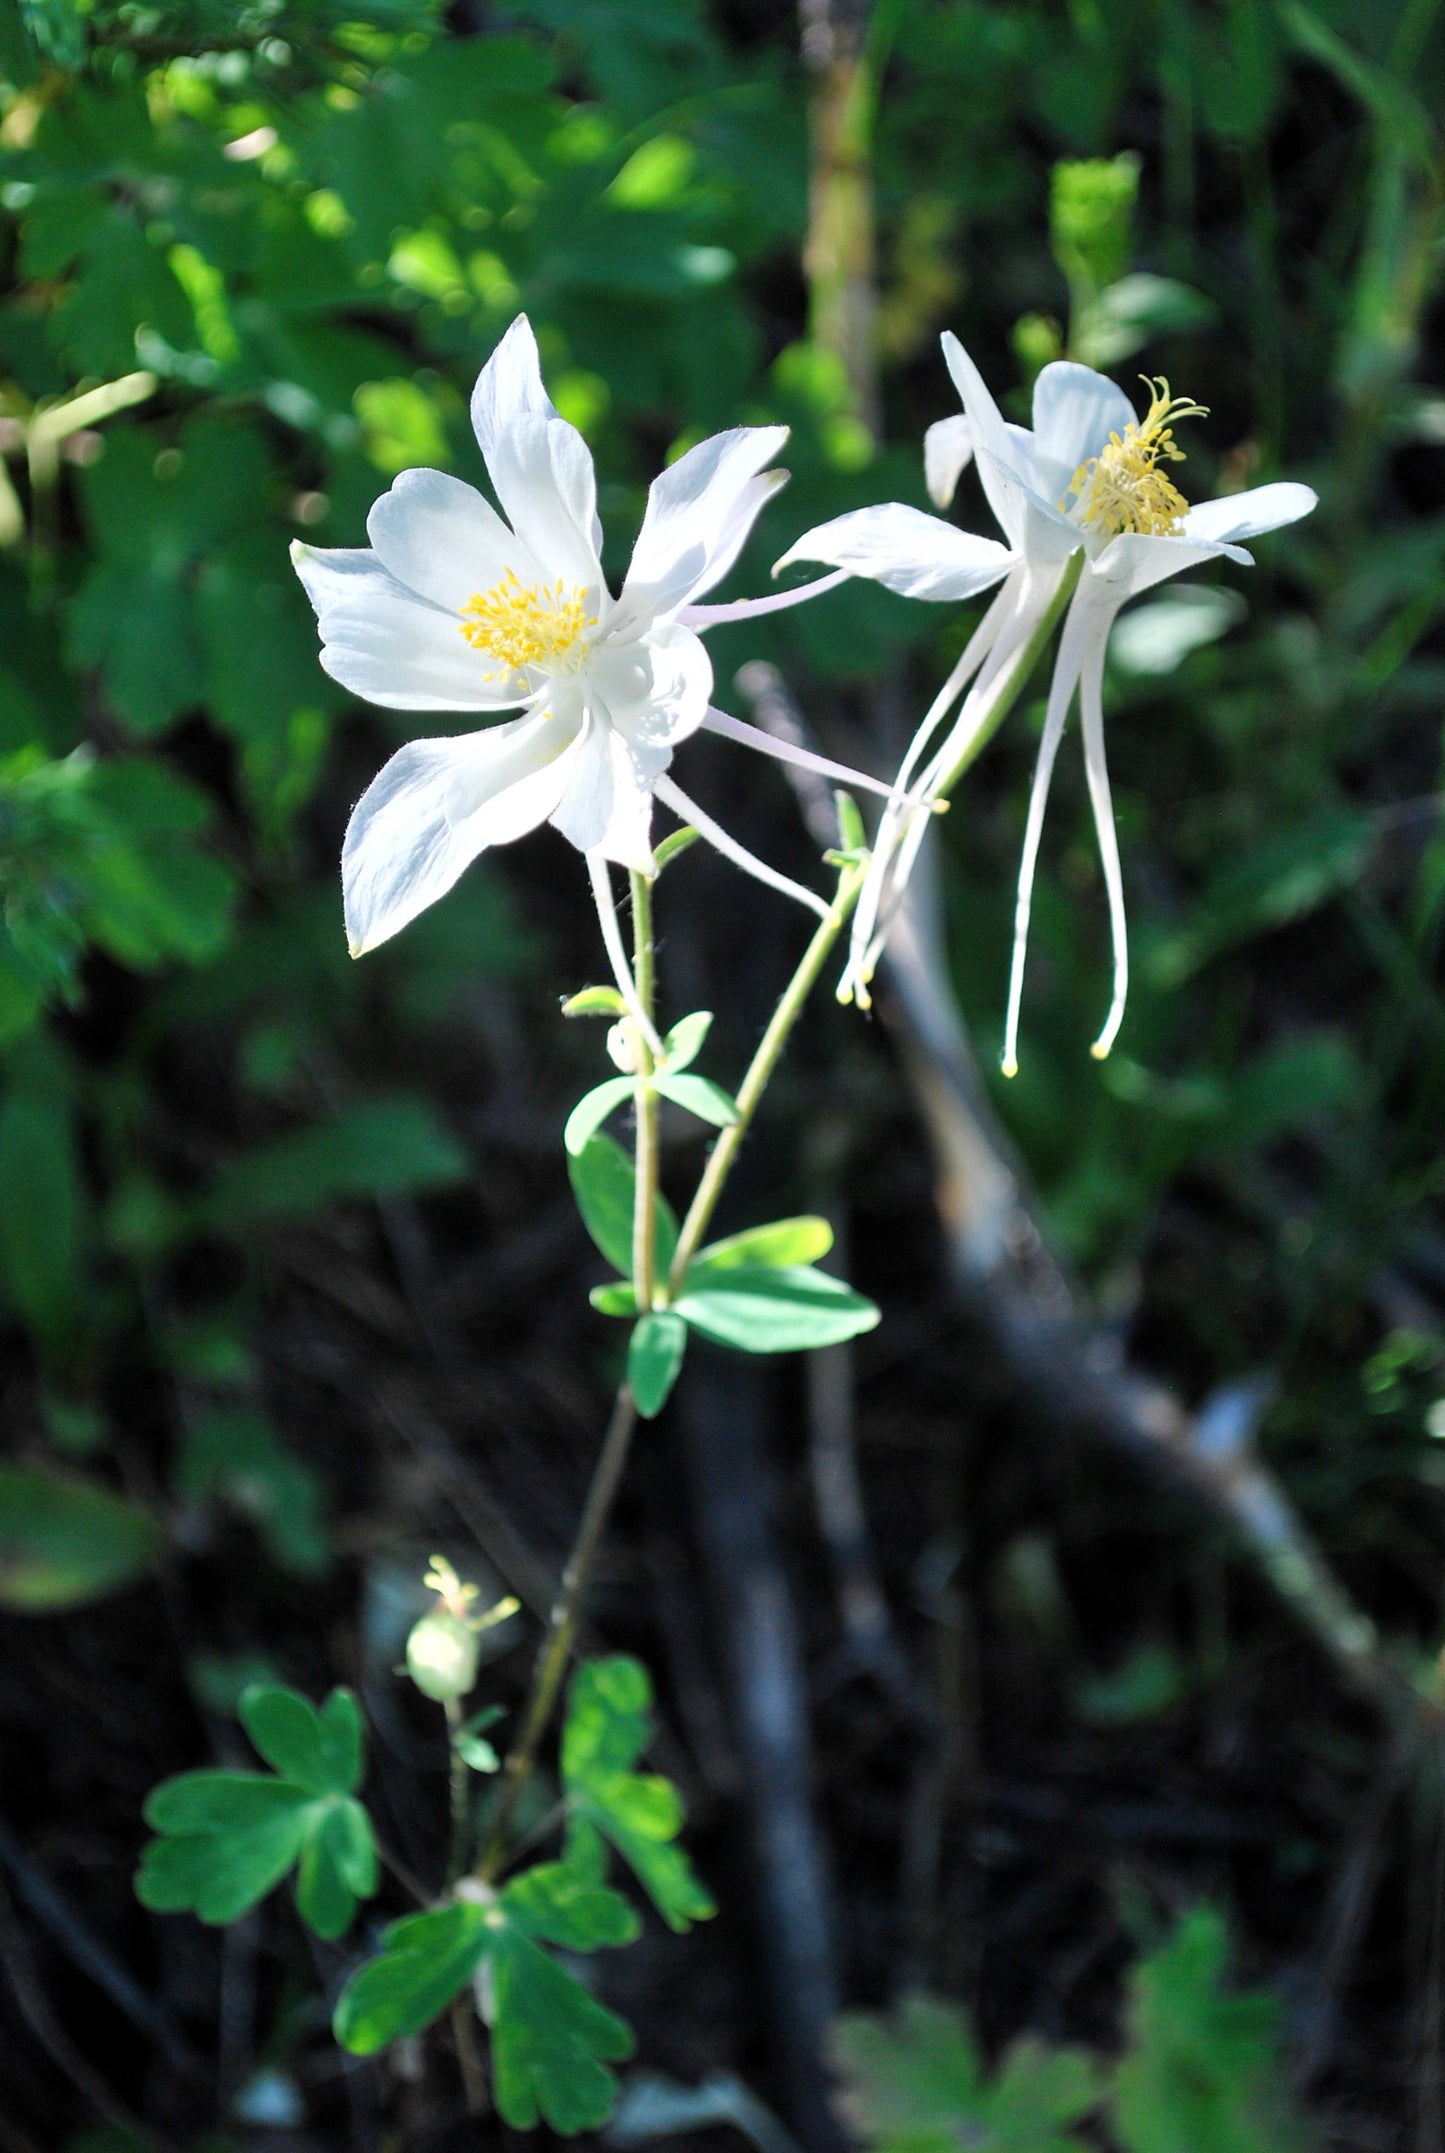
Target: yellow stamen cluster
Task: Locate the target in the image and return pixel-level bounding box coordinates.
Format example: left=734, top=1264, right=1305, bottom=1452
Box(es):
left=1066, top=377, right=1209, bottom=540
left=459, top=568, right=595, bottom=676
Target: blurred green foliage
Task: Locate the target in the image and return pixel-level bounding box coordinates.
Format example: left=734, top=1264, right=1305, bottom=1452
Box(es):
left=833, top=1909, right=1305, bottom=2153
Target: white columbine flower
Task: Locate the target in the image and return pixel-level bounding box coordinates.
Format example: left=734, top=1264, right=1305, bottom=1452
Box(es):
left=783, top=334, right=1317, bottom=1070
left=292, top=315, right=877, bottom=1020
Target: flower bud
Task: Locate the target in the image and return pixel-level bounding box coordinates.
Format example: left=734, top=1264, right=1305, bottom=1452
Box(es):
left=606, top=1018, right=642, bottom=1073
left=405, top=1609, right=480, bottom=1702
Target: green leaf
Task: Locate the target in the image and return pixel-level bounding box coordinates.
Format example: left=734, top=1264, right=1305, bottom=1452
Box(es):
left=562, top=985, right=628, bottom=1018
left=564, top=1075, right=634, bottom=1155
left=501, top=1861, right=641, bottom=1949
left=457, top=1732, right=501, bottom=1772
left=137, top=1686, right=376, bottom=1936
left=835, top=790, right=866, bottom=853
left=296, top=1798, right=378, bottom=1940
left=0, top=1464, right=157, bottom=1612
left=831, top=1997, right=1100, bottom=2153
left=239, top=1684, right=362, bottom=1795
left=689, top=1216, right=834, bottom=1274
left=628, top=1312, right=687, bottom=1417
left=485, top=1920, right=635, bottom=2133
left=674, top=1265, right=880, bottom=1352
left=334, top=1903, right=491, bottom=2054
left=1114, top=1909, right=1302, bottom=2153
left=195, top=1100, right=467, bottom=1232
left=562, top=1658, right=715, bottom=1933
left=136, top=1774, right=312, bottom=1924
left=335, top=1878, right=636, bottom=2130
left=653, top=825, right=700, bottom=871
left=1146, top=809, right=1372, bottom=988
left=0, top=1082, right=86, bottom=1364
left=659, top=1009, right=712, bottom=1071
left=591, top=1281, right=639, bottom=1317
left=652, top=1071, right=739, bottom=1127
left=568, top=1133, right=679, bottom=1277
left=175, top=1407, right=329, bottom=1575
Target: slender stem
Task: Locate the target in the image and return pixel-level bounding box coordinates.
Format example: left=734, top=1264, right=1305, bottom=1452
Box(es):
left=478, top=875, right=664, bottom=1878
left=451, top=1997, right=486, bottom=2115
left=444, top=1698, right=469, bottom=1883
left=630, top=869, right=660, bottom=1312
left=930, top=554, right=1084, bottom=801
left=478, top=850, right=865, bottom=1877
left=667, top=856, right=868, bottom=1294
left=478, top=1381, right=639, bottom=1879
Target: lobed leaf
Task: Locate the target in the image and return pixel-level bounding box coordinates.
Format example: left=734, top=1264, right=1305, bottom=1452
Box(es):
left=334, top=1902, right=491, bottom=2054
left=485, top=1922, right=635, bottom=2134
left=562, top=1658, right=715, bottom=1933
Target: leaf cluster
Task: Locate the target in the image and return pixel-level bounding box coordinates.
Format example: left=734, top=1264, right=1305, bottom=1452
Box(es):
left=833, top=1909, right=1306, bottom=2153
left=330, top=1655, right=711, bottom=2134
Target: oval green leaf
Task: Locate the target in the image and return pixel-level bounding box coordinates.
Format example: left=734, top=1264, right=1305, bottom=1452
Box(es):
left=0, top=1463, right=158, bottom=1612
left=673, top=1265, right=880, bottom=1353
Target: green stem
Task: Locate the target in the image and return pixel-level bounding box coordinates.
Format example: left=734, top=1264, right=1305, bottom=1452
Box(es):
left=444, top=1698, right=469, bottom=1883
left=931, top=554, right=1083, bottom=802
left=666, top=855, right=869, bottom=1294
left=630, top=869, right=660, bottom=1312
left=477, top=1379, right=639, bottom=1880
left=478, top=873, right=665, bottom=1880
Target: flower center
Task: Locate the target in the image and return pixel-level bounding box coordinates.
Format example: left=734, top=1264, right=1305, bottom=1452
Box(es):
left=459, top=569, right=595, bottom=677
left=1066, top=377, right=1208, bottom=540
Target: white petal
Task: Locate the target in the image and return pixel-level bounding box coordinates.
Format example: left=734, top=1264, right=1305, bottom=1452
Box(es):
left=775, top=502, right=1015, bottom=601
left=1086, top=530, right=1249, bottom=602
left=619, top=426, right=791, bottom=624
left=342, top=712, right=580, bottom=953
left=366, top=467, right=543, bottom=614
left=1000, top=595, right=1092, bottom=1077
left=680, top=568, right=850, bottom=626
left=940, top=334, right=1079, bottom=561
left=701, top=706, right=896, bottom=799
left=924, top=415, right=973, bottom=508
left=291, top=542, right=522, bottom=711
left=470, top=316, right=604, bottom=591
left=1031, top=362, right=1135, bottom=480
left=550, top=713, right=656, bottom=871
left=1182, top=481, right=1317, bottom=546
left=1076, top=613, right=1129, bottom=1061
left=655, top=774, right=829, bottom=919
left=598, top=619, right=713, bottom=753
left=939, top=333, right=1032, bottom=549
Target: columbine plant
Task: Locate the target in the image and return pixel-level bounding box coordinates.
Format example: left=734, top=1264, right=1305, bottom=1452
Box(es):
left=133, top=315, right=1314, bottom=2136
left=784, top=335, right=1317, bottom=1070
left=138, top=316, right=890, bottom=2135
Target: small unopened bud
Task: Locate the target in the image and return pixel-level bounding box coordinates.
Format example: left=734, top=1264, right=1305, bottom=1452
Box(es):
left=405, top=1609, right=480, bottom=1702
left=606, top=1018, right=643, bottom=1074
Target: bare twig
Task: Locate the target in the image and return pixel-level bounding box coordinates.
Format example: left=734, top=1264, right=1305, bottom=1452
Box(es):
left=0, top=1873, right=169, bottom=2148
left=682, top=1355, right=845, bottom=2153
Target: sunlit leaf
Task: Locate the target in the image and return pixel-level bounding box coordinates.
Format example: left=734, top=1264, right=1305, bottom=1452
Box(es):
left=562, top=1657, right=715, bottom=1933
